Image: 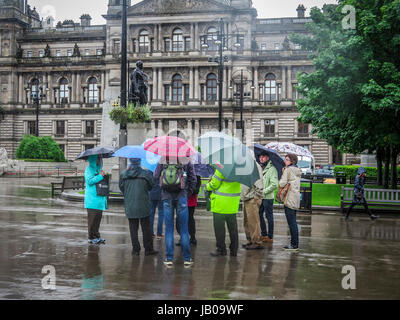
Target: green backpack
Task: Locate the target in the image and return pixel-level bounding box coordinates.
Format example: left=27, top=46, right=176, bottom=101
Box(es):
left=160, top=164, right=185, bottom=192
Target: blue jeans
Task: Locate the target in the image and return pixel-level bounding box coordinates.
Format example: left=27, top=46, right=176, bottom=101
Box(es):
left=260, top=199, right=274, bottom=239
left=163, top=197, right=191, bottom=262
left=150, top=200, right=164, bottom=236
left=284, top=206, right=299, bottom=248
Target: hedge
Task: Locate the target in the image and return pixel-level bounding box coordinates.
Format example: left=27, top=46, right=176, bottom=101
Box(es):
left=15, top=135, right=66, bottom=162
left=334, top=165, right=400, bottom=178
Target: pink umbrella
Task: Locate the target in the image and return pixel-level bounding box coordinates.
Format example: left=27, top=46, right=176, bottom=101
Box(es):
left=144, top=136, right=196, bottom=158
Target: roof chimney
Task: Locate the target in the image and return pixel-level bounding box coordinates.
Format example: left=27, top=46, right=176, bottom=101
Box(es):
left=80, top=14, right=92, bottom=27
left=297, top=4, right=306, bottom=18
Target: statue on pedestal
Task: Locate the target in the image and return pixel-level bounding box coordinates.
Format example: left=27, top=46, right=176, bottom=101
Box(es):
left=129, top=60, right=148, bottom=106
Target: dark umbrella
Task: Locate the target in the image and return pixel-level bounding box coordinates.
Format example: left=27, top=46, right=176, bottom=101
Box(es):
left=75, top=146, right=116, bottom=161
left=254, top=144, right=285, bottom=179
left=190, top=152, right=215, bottom=178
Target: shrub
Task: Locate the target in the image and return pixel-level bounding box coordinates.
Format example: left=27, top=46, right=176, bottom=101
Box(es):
left=109, top=103, right=151, bottom=125
left=15, top=135, right=66, bottom=162
left=334, top=165, right=400, bottom=178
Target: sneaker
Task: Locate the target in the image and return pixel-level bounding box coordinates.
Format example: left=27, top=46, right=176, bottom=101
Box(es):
left=89, top=238, right=101, bottom=245
left=261, top=236, right=273, bottom=243
left=98, top=238, right=106, bottom=244
left=163, top=259, right=174, bottom=266
left=156, top=235, right=163, bottom=240
left=145, top=250, right=158, bottom=256
left=184, top=259, right=194, bottom=267
left=370, top=215, right=378, bottom=220
left=283, top=245, right=299, bottom=252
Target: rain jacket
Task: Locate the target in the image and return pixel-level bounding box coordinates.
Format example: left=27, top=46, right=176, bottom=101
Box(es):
left=84, top=155, right=107, bottom=211
left=206, top=169, right=241, bottom=214
left=279, top=165, right=302, bottom=210
left=241, top=163, right=264, bottom=201
left=353, top=167, right=367, bottom=204
left=119, top=163, right=155, bottom=219
left=262, top=161, right=279, bottom=200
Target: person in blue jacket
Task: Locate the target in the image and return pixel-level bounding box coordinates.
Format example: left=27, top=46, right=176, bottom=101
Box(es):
left=84, top=155, right=107, bottom=244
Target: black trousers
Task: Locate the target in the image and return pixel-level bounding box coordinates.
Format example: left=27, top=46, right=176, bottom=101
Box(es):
left=346, top=198, right=372, bottom=218
left=213, top=212, right=238, bottom=255
left=128, top=216, right=153, bottom=253
left=176, top=206, right=196, bottom=240
left=87, top=209, right=103, bottom=240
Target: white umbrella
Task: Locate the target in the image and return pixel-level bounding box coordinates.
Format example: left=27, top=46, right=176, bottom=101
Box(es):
left=265, top=142, right=314, bottom=158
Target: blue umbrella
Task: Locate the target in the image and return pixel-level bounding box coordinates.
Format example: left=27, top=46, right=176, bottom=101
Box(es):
left=190, top=152, right=215, bottom=178
left=254, top=144, right=285, bottom=179
left=112, top=145, right=161, bottom=172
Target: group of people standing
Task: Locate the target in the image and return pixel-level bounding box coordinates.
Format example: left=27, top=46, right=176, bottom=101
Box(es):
left=83, top=151, right=303, bottom=267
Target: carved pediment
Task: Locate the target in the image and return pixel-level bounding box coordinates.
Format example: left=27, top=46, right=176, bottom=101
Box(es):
left=128, top=0, right=233, bottom=15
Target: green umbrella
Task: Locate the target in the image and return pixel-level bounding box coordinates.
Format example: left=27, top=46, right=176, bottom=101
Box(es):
left=198, top=132, right=260, bottom=187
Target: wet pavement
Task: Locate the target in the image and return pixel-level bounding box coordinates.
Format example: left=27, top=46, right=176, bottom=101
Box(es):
left=0, top=177, right=400, bottom=300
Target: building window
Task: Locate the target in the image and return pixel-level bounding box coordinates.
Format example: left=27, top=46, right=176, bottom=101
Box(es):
left=39, top=50, right=44, bottom=57
left=88, top=77, right=98, bottom=103
left=172, top=74, right=182, bottom=103
left=56, top=50, right=61, bottom=57
left=96, top=49, right=102, bottom=56
left=265, top=73, right=276, bottom=102
left=292, top=84, right=297, bottom=100
left=206, top=73, right=217, bottom=102
left=67, top=49, right=73, bottom=56
left=172, top=28, right=184, bottom=52
left=132, top=39, right=137, bottom=53
left=151, top=38, right=154, bottom=52
left=185, top=37, right=191, bottom=51
left=164, top=85, right=170, bottom=101
left=237, top=35, right=244, bottom=50
left=139, top=29, right=150, bottom=53
left=56, top=120, right=65, bottom=136
left=113, top=39, right=121, bottom=54
left=274, top=43, right=280, bottom=50
left=277, top=83, right=282, bottom=101
left=85, top=49, right=90, bottom=56
left=31, top=78, right=40, bottom=100
left=261, top=43, right=267, bottom=51
left=85, top=120, right=95, bottom=137
left=298, top=122, right=309, bottom=137
left=58, top=144, right=65, bottom=155
left=184, top=84, right=189, bottom=102
left=259, top=85, right=263, bottom=101
left=59, top=78, right=69, bottom=104
left=85, top=144, right=95, bottom=151
left=28, top=121, right=36, bottom=135
left=206, top=27, right=218, bottom=51
left=164, top=38, right=171, bottom=52
left=295, top=44, right=301, bottom=50
left=264, top=120, right=275, bottom=137
left=200, top=84, right=204, bottom=102
left=27, top=51, right=33, bottom=57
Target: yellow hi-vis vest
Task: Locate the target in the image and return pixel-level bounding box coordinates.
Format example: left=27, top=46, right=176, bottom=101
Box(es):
left=206, top=169, right=241, bottom=214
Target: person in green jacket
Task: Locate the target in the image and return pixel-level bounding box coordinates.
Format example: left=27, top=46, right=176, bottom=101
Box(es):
left=119, top=158, right=157, bottom=256
left=259, top=153, right=279, bottom=243
left=84, top=155, right=107, bottom=245
left=206, top=169, right=241, bottom=257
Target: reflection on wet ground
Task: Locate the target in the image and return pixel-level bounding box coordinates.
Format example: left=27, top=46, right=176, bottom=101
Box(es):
left=0, top=178, right=400, bottom=300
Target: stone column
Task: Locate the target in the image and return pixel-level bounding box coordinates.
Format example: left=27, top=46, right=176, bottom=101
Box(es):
left=158, top=24, right=162, bottom=52
left=18, top=74, right=23, bottom=103
left=187, top=119, right=193, bottom=146
left=77, top=73, right=81, bottom=102
left=194, top=23, right=199, bottom=50
left=194, top=119, right=200, bottom=141
left=48, top=74, right=53, bottom=104
left=222, top=67, right=227, bottom=99
left=189, top=67, right=194, bottom=99
left=190, top=23, right=195, bottom=50
left=282, top=66, right=287, bottom=100
left=288, top=65, right=293, bottom=100
left=254, top=67, right=259, bottom=101
left=71, top=73, right=76, bottom=102
left=228, top=119, right=233, bottom=135
left=194, top=67, right=199, bottom=100
left=158, top=68, right=163, bottom=100
left=227, top=67, right=232, bottom=99
left=153, top=68, right=157, bottom=100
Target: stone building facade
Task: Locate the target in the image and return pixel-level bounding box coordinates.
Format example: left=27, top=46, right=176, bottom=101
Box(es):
left=0, top=0, right=358, bottom=165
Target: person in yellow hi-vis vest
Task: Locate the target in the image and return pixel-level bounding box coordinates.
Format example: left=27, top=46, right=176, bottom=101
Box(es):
left=206, top=169, right=241, bottom=257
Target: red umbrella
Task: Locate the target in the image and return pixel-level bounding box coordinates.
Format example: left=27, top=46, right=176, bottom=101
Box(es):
left=144, top=136, right=196, bottom=158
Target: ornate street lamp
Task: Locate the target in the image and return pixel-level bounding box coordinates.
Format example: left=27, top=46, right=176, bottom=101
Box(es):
left=25, top=79, right=49, bottom=137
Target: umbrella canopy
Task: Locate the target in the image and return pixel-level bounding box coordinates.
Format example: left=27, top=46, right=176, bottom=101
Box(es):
left=198, top=132, right=260, bottom=187
left=144, top=136, right=196, bottom=158
left=189, top=152, right=215, bottom=178
left=112, top=145, right=161, bottom=172
left=254, top=144, right=285, bottom=179
left=75, top=146, right=116, bottom=161
left=265, top=141, right=314, bottom=158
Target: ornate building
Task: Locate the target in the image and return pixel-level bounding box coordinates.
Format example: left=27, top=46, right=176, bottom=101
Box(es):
left=0, top=0, right=358, bottom=165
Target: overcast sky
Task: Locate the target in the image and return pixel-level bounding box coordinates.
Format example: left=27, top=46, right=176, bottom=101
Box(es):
left=28, top=0, right=338, bottom=25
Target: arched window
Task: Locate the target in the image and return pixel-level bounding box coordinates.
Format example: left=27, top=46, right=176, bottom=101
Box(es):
left=88, top=77, right=98, bottom=103
left=172, top=28, right=184, bottom=52
left=139, top=29, right=150, bottom=53
left=172, top=74, right=182, bottom=103
left=265, top=73, right=276, bottom=102
left=31, top=79, right=39, bottom=100
left=59, top=78, right=69, bottom=104
left=207, top=27, right=218, bottom=51
left=206, top=73, right=217, bottom=102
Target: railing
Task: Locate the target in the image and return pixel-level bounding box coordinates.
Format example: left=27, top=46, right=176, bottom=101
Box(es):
left=1, top=166, right=84, bottom=178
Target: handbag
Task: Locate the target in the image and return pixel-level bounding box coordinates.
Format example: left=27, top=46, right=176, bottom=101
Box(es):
left=275, top=169, right=291, bottom=204
left=96, top=174, right=110, bottom=197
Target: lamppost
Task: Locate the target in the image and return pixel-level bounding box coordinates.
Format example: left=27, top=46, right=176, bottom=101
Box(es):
left=204, top=18, right=241, bottom=132
left=229, top=69, right=255, bottom=141
left=25, top=80, right=49, bottom=137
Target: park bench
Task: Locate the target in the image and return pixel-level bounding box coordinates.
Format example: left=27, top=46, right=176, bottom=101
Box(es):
left=340, top=187, right=400, bottom=213
left=51, top=176, right=85, bottom=197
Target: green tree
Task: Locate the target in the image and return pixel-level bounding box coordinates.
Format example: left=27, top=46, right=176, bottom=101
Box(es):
left=290, top=0, right=400, bottom=189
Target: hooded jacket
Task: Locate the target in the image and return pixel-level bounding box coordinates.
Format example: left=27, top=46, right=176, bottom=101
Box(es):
left=241, top=162, right=264, bottom=202
left=353, top=167, right=366, bottom=203
left=279, top=165, right=302, bottom=210
left=84, top=155, right=107, bottom=211
left=262, top=160, right=279, bottom=200
left=119, top=163, right=155, bottom=219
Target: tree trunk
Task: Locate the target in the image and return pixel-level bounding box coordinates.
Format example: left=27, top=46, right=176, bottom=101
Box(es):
left=383, top=146, right=390, bottom=189
left=390, top=146, right=398, bottom=190
left=376, top=147, right=383, bottom=186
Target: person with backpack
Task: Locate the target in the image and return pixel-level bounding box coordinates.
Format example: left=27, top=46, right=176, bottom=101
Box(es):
left=154, top=156, right=197, bottom=267
left=176, top=175, right=202, bottom=246
left=84, top=155, right=107, bottom=245
left=119, top=158, right=158, bottom=256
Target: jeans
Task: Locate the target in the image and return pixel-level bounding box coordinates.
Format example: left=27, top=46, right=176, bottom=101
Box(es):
left=150, top=200, right=164, bottom=236
left=261, top=199, right=274, bottom=239
left=176, top=206, right=196, bottom=241
left=284, top=206, right=299, bottom=248
left=163, top=197, right=191, bottom=262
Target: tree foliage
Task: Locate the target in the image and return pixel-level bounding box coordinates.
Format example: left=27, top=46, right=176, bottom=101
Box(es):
left=15, top=135, right=66, bottom=162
